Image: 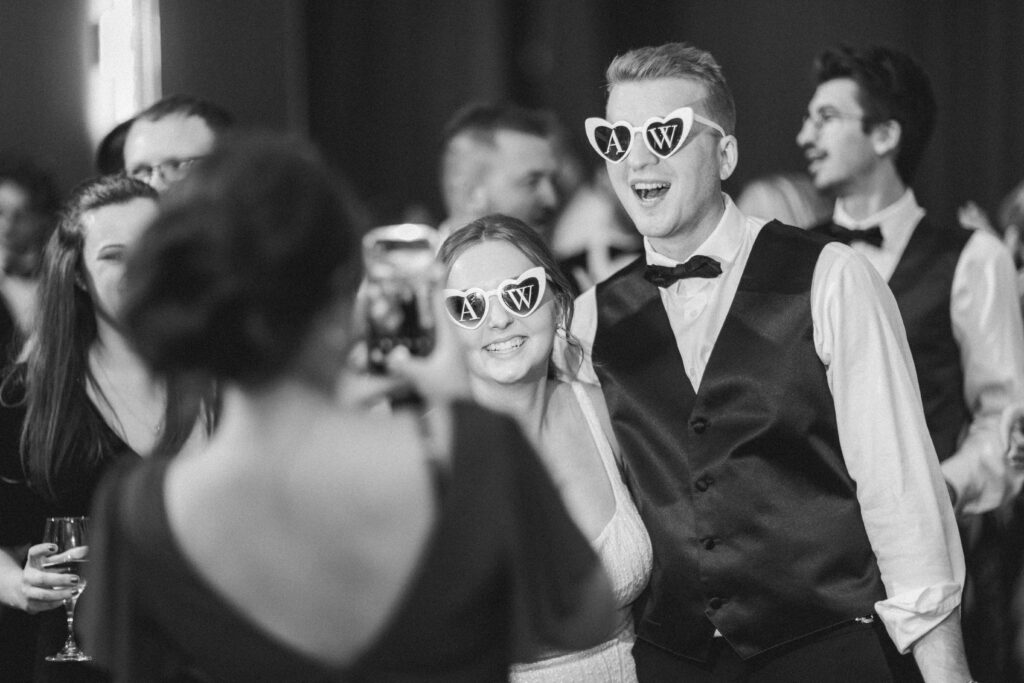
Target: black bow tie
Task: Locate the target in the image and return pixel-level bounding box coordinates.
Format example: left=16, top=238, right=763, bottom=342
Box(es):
left=826, top=224, right=884, bottom=247
left=644, top=255, right=723, bottom=287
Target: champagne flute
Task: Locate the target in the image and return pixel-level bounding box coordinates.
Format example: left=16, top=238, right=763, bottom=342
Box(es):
left=41, top=516, right=92, bottom=662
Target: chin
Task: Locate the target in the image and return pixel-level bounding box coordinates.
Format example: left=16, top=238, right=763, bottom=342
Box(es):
left=487, top=360, right=549, bottom=387
left=808, top=170, right=837, bottom=193
left=631, top=217, right=678, bottom=241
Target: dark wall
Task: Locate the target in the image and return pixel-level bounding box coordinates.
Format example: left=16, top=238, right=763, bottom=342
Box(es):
left=305, top=0, right=513, bottom=223
left=0, top=2, right=93, bottom=193
left=1, top=0, right=1020, bottom=226
left=159, top=0, right=305, bottom=132
left=307, top=0, right=1024, bottom=228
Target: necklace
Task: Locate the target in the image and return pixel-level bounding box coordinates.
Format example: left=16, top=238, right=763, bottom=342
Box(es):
left=90, top=350, right=165, bottom=437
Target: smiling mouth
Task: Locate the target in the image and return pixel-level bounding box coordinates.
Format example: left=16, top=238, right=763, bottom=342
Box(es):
left=632, top=181, right=671, bottom=201
left=485, top=337, right=526, bottom=353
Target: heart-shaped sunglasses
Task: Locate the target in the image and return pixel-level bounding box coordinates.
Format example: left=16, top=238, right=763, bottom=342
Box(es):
left=444, top=266, right=548, bottom=330
left=584, top=106, right=726, bottom=164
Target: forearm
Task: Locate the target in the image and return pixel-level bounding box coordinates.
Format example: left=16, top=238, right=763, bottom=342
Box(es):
left=942, top=414, right=1024, bottom=514
left=947, top=230, right=1024, bottom=513
left=910, top=608, right=972, bottom=682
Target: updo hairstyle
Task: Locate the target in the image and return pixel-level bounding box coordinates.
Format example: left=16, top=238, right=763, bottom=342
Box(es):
left=122, top=132, right=363, bottom=387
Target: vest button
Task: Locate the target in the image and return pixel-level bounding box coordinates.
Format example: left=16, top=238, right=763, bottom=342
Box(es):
left=690, top=417, right=708, bottom=434
left=708, top=597, right=724, bottom=610
left=695, top=475, right=714, bottom=492
left=703, top=537, right=716, bottom=550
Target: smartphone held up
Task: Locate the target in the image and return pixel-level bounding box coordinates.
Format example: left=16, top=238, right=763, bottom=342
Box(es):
left=361, top=223, right=440, bottom=374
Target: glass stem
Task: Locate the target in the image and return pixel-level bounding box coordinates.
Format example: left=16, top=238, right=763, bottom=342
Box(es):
left=63, top=597, right=79, bottom=651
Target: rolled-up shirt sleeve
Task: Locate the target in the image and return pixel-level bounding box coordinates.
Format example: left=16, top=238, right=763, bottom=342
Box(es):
left=812, top=242, right=965, bottom=653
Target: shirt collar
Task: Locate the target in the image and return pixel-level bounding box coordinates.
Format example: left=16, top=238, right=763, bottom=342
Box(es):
left=833, top=189, right=925, bottom=241
left=644, top=193, right=744, bottom=268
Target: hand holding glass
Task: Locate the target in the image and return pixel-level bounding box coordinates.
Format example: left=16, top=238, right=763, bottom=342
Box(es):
left=42, top=516, right=91, bottom=662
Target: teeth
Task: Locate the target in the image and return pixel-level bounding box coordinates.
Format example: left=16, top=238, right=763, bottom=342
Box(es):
left=486, top=337, right=525, bottom=353
left=632, top=181, right=670, bottom=201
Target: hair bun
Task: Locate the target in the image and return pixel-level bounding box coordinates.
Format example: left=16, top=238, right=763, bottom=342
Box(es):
left=123, top=133, right=362, bottom=385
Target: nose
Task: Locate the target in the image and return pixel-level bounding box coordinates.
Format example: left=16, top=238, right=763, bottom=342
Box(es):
left=486, top=296, right=513, bottom=329
left=146, top=173, right=172, bottom=194
left=796, top=117, right=815, bottom=147
left=626, top=133, right=657, bottom=171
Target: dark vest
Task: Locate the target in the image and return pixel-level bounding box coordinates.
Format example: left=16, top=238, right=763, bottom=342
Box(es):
left=593, top=221, right=886, bottom=661
left=813, top=217, right=972, bottom=460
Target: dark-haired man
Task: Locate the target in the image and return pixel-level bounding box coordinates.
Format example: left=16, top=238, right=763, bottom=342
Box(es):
left=438, top=102, right=563, bottom=242
left=799, top=44, right=1024, bottom=515
left=798, top=44, right=1024, bottom=681
left=124, top=94, right=234, bottom=193
left=561, top=41, right=970, bottom=681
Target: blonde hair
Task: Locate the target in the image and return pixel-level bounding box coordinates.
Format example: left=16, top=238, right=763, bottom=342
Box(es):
left=606, top=42, right=736, bottom=135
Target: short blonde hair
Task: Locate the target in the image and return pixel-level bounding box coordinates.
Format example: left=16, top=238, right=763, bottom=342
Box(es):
left=606, top=42, right=736, bottom=135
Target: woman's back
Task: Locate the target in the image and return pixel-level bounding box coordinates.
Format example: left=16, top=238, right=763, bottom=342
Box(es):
left=166, top=395, right=436, bottom=665
left=83, top=400, right=611, bottom=682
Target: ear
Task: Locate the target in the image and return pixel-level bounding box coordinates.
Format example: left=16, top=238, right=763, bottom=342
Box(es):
left=717, top=135, right=739, bottom=181
left=870, top=119, right=901, bottom=157
left=465, top=181, right=490, bottom=216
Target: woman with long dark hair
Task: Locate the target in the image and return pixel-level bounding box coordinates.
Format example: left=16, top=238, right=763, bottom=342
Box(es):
left=0, top=174, right=210, bottom=681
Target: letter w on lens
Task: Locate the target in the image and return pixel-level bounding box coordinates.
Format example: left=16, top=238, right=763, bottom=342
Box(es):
left=584, top=107, right=726, bottom=163
left=444, top=266, right=548, bottom=330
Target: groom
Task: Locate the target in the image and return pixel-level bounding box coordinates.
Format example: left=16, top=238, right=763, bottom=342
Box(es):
left=561, top=41, right=971, bottom=682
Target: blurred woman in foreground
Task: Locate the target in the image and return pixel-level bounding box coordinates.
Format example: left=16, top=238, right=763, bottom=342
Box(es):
left=80, top=133, right=615, bottom=682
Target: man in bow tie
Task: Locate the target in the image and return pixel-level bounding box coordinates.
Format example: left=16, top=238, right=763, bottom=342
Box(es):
left=798, top=44, right=1024, bottom=681
left=558, top=41, right=971, bottom=681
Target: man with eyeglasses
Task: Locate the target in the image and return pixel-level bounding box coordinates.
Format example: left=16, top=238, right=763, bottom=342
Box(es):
left=558, top=41, right=971, bottom=681
left=123, top=94, right=234, bottom=193
left=798, top=44, right=1024, bottom=682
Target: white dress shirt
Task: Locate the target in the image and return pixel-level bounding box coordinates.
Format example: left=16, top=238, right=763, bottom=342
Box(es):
left=559, top=195, right=965, bottom=654
left=834, top=190, right=1024, bottom=514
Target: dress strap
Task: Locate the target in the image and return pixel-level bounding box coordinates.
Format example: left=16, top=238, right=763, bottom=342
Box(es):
left=569, top=382, right=627, bottom=503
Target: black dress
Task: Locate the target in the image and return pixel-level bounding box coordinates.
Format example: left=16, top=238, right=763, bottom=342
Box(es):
left=80, top=403, right=601, bottom=682
left=0, top=367, right=137, bottom=682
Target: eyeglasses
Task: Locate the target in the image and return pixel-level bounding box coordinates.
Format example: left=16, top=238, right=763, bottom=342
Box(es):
left=585, top=107, right=726, bottom=164
left=127, top=157, right=205, bottom=184
left=444, top=266, right=548, bottom=330
left=801, top=109, right=865, bottom=132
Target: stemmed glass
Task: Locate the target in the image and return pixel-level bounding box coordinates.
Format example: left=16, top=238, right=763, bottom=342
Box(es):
left=41, top=516, right=92, bottom=662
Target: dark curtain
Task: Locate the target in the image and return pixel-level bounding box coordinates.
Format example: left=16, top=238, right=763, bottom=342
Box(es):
left=306, top=0, right=1024, bottom=229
